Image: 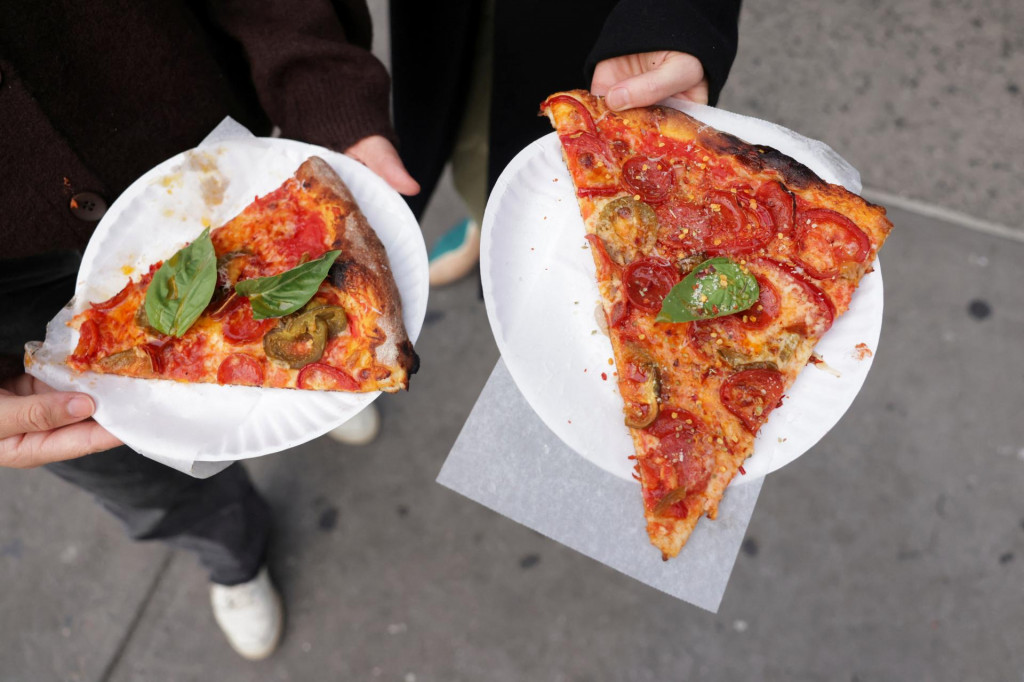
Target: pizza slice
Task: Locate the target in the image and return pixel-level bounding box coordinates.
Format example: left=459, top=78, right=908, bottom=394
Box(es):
left=541, top=90, right=892, bottom=558
left=67, top=157, right=419, bottom=392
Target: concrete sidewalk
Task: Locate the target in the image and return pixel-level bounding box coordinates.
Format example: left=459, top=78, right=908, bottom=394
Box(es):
left=2, top=1, right=1022, bottom=680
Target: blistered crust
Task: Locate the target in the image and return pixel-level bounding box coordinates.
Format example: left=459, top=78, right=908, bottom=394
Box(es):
left=296, top=157, right=419, bottom=390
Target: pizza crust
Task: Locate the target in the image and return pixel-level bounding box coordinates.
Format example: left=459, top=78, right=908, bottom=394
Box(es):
left=296, top=157, right=420, bottom=388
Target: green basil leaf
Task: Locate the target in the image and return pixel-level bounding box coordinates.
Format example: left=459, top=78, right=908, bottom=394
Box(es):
left=655, top=256, right=759, bottom=323
left=235, top=250, right=341, bottom=320
left=144, top=228, right=217, bottom=337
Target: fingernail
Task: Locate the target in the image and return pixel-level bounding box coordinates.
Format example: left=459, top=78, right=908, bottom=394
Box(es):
left=66, top=396, right=94, bottom=419
left=606, top=87, right=630, bottom=110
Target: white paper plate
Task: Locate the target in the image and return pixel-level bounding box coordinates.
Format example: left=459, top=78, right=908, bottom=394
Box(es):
left=28, top=137, right=427, bottom=464
left=481, top=107, right=883, bottom=486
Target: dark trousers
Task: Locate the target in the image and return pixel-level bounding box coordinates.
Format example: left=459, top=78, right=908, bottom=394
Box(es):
left=2, top=252, right=271, bottom=586
left=46, top=449, right=270, bottom=585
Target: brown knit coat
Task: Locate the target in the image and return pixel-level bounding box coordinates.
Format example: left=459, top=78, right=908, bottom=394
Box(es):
left=0, top=0, right=395, bottom=260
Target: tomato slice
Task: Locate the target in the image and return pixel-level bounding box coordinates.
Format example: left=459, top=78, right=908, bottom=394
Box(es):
left=721, top=368, right=786, bottom=433
left=622, top=256, right=679, bottom=313
left=621, top=156, right=674, bottom=204
left=217, top=353, right=265, bottom=386
left=793, top=208, right=871, bottom=279
left=560, top=132, right=619, bottom=195
left=296, top=362, right=360, bottom=391
left=90, top=281, right=133, bottom=311
left=72, top=319, right=101, bottom=361
left=754, top=180, right=795, bottom=236
left=222, top=300, right=276, bottom=345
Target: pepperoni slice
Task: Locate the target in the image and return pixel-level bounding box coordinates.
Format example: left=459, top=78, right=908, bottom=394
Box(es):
left=646, top=406, right=703, bottom=439
left=162, top=335, right=208, bottom=382
left=639, top=408, right=715, bottom=517
left=296, top=363, right=360, bottom=391
left=622, top=256, right=679, bottom=313
left=738, top=274, right=781, bottom=330
left=141, top=343, right=167, bottom=374
left=621, top=156, right=674, bottom=203
left=793, top=208, right=871, bottom=279
left=560, top=132, right=619, bottom=195
left=90, top=281, right=133, bottom=311
left=721, top=368, right=786, bottom=433
left=217, top=353, right=265, bottom=386
left=654, top=198, right=708, bottom=257
left=754, top=180, right=795, bottom=236
left=543, top=94, right=598, bottom=134
left=584, top=233, right=623, bottom=280
left=72, top=319, right=101, bottom=361
left=222, top=301, right=276, bottom=345
left=279, top=209, right=328, bottom=265
left=702, top=190, right=773, bottom=255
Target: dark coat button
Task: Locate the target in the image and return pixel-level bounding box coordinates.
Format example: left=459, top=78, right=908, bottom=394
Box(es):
left=69, top=192, right=107, bottom=221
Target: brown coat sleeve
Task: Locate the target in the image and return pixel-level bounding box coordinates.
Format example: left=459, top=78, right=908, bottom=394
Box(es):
left=204, top=0, right=397, bottom=152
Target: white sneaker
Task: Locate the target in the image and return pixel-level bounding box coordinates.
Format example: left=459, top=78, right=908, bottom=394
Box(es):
left=326, top=403, right=381, bottom=445
left=210, top=567, right=283, bottom=661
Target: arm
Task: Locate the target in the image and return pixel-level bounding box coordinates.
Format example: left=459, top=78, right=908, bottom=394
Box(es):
left=585, top=0, right=742, bottom=109
left=204, top=0, right=418, bottom=194
left=0, top=374, right=122, bottom=468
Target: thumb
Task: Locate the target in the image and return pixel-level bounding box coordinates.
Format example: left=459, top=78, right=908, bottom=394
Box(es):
left=605, top=53, right=707, bottom=110
left=0, top=392, right=96, bottom=440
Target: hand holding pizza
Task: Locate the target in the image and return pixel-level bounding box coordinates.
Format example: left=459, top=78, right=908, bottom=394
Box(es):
left=591, top=50, right=709, bottom=110
left=0, top=374, right=122, bottom=468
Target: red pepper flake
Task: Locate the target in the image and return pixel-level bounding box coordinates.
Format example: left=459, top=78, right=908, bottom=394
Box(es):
left=738, top=465, right=746, bottom=475
left=601, top=372, right=608, bottom=381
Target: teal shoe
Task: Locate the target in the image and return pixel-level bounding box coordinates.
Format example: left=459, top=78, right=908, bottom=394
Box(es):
left=428, top=218, right=480, bottom=286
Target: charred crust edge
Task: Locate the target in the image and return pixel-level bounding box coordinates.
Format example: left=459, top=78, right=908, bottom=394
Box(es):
left=693, top=126, right=820, bottom=190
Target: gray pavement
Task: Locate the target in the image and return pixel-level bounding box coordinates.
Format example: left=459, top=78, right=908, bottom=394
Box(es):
left=3, top=1, right=1023, bottom=680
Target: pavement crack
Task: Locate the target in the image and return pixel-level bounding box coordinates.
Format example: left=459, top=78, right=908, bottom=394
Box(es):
left=95, top=550, right=175, bottom=682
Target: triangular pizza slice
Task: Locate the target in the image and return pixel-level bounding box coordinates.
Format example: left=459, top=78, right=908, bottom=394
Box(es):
left=542, top=90, right=891, bottom=558
left=67, top=157, right=419, bottom=392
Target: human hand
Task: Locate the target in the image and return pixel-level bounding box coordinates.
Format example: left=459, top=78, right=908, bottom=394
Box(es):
left=591, top=51, right=709, bottom=111
left=0, top=374, right=122, bottom=469
left=345, top=135, right=421, bottom=196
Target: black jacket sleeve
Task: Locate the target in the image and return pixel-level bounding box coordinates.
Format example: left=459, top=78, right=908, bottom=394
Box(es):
left=584, top=0, right=742, bottom=106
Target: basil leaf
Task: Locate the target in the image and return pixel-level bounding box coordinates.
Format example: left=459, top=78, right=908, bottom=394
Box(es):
left=656, top=256, right=759, bottom=323
left=144, top=228, right=217, bottom=337
left=235, top=250, right=341, bottom=320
